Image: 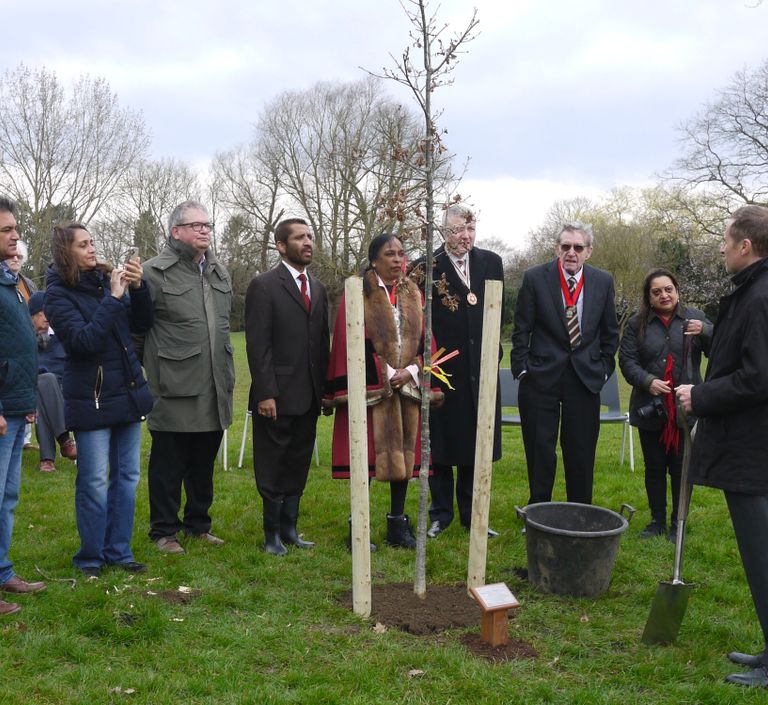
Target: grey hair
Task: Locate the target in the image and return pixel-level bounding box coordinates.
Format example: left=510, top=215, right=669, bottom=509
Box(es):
left=168, top=200, right=208, bottom=233
left=442, top=203, right=476, bottom=228
left=559, top=221, right=594, bottom=247
left=0, top=196, right=17, bottom=215
left=15, top=240, right=28, bottom=260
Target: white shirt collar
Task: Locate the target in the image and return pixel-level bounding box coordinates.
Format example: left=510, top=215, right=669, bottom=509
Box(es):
left=281, top=260, right=310, bottom=295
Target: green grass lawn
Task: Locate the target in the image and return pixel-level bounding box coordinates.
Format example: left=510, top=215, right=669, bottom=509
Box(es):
left=2, top=332, right=763, bottom=704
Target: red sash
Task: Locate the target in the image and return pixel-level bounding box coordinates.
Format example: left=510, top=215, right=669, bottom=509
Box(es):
left=557, top=265, right=584, bottom=308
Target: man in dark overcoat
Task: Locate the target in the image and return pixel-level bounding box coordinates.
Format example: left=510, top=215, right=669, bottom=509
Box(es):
left=677, top=205, right=768, bottom=688
left=245, top=218, right=329, bottom=555
left=409, top=204, right=504, bottom=538
left=511, top=221, right=618, bottom=505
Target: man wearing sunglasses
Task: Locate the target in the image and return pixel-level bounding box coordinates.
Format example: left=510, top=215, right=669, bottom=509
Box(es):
left=139, top=200, right=234, bottom=555
left=511, top=222, right=618, bottom=506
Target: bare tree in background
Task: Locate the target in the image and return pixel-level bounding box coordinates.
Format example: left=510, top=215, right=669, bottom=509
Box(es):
left=257, top=77, right=449, bottom=302
left=119, top=158, right=200, bottom=259
left=212, top=143, right=284, bottom=274
left=0, top=64, right=149, bottom=283
left=372, top=0, right=479, bottom=597
left=667, top=59, right=768, bottom=220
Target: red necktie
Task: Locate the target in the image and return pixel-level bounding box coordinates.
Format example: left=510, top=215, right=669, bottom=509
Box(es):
left=298, top=273, right=311, bottom=311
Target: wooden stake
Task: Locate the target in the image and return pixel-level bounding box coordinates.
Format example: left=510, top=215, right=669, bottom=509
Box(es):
left=345, top=277, right=372, bottom=618
left=467, top=280, right=503, bottom=590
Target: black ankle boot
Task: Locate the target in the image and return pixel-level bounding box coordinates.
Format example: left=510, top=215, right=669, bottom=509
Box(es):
left=639, top=520, right=666, bottom=538
left=263, top=499, right=288, bottom=556
left=280, top=496, right=314, bottom=548
left=385, top=514, right=416, bottom=549
left=346, top=517, right=377, bottom=552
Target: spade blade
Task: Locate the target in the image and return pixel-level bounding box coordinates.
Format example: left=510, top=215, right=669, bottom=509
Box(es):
left=641, top=580, right=694, bottom=645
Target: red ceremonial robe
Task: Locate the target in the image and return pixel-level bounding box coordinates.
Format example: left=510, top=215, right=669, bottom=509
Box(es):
left=324, top=270, right=443, bottom=481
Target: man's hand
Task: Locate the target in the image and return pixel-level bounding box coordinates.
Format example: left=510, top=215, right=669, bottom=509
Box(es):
left=25, top=412, right=36, bottom=423
left=0, top=415, right=6, bottom=436
left=676, top=384, right=694, bottom=412
left=257, top=398, right=277, bottom=420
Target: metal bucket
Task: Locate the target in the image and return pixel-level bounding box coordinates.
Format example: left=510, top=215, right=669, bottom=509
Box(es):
left=516, top=502, right=634, bottom=598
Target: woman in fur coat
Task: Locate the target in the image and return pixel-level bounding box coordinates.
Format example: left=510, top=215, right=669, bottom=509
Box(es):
left=324, top=233, right=442, bottom=549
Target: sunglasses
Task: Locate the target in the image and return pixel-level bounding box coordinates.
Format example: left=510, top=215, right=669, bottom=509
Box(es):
left=560, top=243, right=586, bottom=253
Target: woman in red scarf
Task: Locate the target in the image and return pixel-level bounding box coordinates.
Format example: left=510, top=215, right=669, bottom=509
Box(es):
left=324, top=233, right=443, bottom=549
left=619, top=269, right=712, bottom=542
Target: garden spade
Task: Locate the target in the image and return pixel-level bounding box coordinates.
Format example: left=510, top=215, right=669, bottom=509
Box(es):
left=641, top=411, right=694, bottom=645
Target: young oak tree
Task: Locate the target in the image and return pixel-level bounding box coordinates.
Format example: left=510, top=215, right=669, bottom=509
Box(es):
left=370, top=0, right=479, bottom=597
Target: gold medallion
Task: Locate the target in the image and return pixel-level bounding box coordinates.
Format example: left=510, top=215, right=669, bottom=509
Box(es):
left=565, top=305, right=576, bottom=319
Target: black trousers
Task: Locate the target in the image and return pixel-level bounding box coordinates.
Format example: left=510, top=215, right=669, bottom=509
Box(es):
left=519, top=364, right=600, bottom=505
left=429, top=464, right=474, bottom=526
left=252, top=409, right=318, bottom=501
left=147, top=430, right=222, bottom=540
left=725, top=492, right=768, bottom=658
left=638, top=428, right=682, bottom=525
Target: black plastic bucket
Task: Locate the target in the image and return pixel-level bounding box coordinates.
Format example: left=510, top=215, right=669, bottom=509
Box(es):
left=516, top=502, right=634, bottom=598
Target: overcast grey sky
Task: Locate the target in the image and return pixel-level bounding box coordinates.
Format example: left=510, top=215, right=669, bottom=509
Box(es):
left=4, top=0, right=767, bottom=247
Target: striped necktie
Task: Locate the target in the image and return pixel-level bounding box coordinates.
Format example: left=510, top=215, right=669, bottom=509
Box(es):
left=567, top=277, right=582, bottom=348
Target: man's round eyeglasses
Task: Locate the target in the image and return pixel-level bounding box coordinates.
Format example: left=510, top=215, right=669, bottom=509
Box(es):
left=560, top=243, right=586, bottom=253
left=177, top=222, right=214, bottom=233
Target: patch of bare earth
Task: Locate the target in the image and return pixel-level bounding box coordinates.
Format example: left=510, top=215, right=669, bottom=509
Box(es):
left=339, top=582, right=537, bottom=663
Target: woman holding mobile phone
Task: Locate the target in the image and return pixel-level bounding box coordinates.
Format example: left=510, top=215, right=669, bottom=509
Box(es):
left=44, top=224, right=154, bottom=578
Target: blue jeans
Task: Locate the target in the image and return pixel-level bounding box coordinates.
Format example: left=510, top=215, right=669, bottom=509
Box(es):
left=73, top=423, right=142, bottom=569
left=0, top=416, right=25, bottom=584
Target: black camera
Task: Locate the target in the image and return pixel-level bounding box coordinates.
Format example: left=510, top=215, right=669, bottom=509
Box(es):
left=637, top=397, right=666, bottom=419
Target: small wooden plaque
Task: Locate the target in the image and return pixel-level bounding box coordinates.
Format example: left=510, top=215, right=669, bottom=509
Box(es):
left=469, top=583, right=520, bottom=647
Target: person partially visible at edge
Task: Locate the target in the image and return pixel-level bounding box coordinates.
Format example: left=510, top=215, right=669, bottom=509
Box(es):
left=326, top=233, right=444, bottom=550
left=5, top=240, right=37, bottom=451
left=619, top=269, right=711, bottom=543
left=138, top=201, right=234, bottom=555
left=407, top=204, right=504, bottom=540
left=677, top=205, right=768, bottom=689
left=245, top=218, right=329, bottom=556
left=6, top=239, right=35, bottom=302
left=0, top=197, right=45, bottom=616
left=44, top=223, right=154, bottom=578
left=27, top=291, right=77, bottom=473
left=511, top=221, right=619, bottom=507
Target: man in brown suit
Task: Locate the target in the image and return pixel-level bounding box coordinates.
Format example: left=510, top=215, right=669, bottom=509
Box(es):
left=245, top=218, right=329, bottom=555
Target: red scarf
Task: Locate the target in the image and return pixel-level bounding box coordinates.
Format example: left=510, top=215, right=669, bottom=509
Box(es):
left=658, top=316, right=679, bottom=454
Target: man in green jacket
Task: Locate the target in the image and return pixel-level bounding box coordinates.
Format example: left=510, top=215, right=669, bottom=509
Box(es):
left=141, top=200, right=234, bottom=554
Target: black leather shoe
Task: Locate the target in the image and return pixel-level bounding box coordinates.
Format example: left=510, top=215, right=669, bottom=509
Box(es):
left=115, top=562, right=147, bottom=573
left=725, top=665, right=768, bottom=687
left=79, top=566, right=101, bottom=579
left=427, top=520, right=446, bottom=539
left=639, top=521, right=666, bottom=538
left=728, top=651, right=766, bottom=668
